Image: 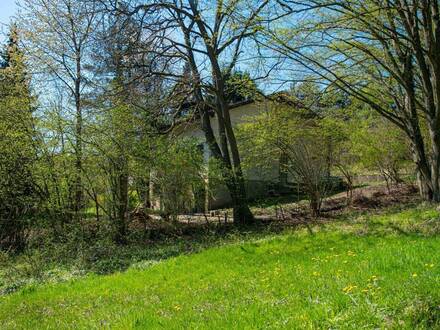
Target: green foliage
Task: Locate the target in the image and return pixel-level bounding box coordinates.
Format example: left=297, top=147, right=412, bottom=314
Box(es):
left=88, top=80, right=141, bottom=241
left=319, top=95, right=411, bottom=197
left=350, top=109, right=411, bottom=187
left=1, top=205, right=439, bottom=328
left=150, top=138, right=206, bottom=219
left=224, top=71, right=258, bottom=103
left=238, top=103, right=334, bottom=215
left=0, top=26, right=39, bottom=251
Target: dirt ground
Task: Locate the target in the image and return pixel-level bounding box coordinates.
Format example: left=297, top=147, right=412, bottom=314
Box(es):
left=131, top=183, right=421, bottom=232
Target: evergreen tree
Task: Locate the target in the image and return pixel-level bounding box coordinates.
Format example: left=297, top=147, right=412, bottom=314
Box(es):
left=0, top=25, right=38, bottom=251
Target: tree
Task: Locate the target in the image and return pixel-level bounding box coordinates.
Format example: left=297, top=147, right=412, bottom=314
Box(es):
left=322, top=113, right=358, bottom=203
left=238, top=102, right=333, bottom=217
left=323, top=98, right=411, bottom=200
left=351, top=113, right=410, bottom=192
left=89, top=90, right=134, bottom=243
left=33, top=88, right=76, bottom=223
left=223, top=71, right=258, bottom=104
left=150, top=138, right=205, bottom=221
left=0, top=26, right=38, bottom=251
left=270, top=0, right=440, bottom=201
left=19, top=0, right=99, bottom=217
left=86, top=3, right=168, bottom=242
left=105, top=0, right=290, bottom=225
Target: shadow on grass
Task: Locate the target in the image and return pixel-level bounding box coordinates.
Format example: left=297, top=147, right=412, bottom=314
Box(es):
left=64, top=200, right=440, bottom=274
left=2, top=194, right=438, bottom=296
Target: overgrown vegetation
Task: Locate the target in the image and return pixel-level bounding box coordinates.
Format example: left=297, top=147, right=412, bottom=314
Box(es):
left=0, top=26, right=38, bottom=251
left=0, top=1, right=439, bottom=328
left=1, top=202, right=440, bottom=329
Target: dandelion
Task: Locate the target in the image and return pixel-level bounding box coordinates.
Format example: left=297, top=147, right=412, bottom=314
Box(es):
left=368, top=275, right=378, bottom=282
left=342, top=285, right=357, bottom=293
left=412, top=273, right=418, bottom=277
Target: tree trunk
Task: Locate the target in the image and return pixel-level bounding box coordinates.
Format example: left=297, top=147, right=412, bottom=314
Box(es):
left=416, top=168, right=432, bottom=200
left=115, top=166, right=128, bottom=244
left=428, top=121, right=440, bottom=201
left=225, top=171, right=254, bottom=225
left=412, top=143, right=434, bottom=201
left=74, top=51, right=83, bottom=217
left=196, top=93, right=254, bottom=225
left=180, top=9, right=254, bottom=225
left=309, top=190, right=321, bottom=218
left=219, top=122, right=254, bottom=225
left=405, top=84, right=435, bottom=201
left=216, top=76, right=254, bottom=225
left=74, top=98, right=83, bottom=216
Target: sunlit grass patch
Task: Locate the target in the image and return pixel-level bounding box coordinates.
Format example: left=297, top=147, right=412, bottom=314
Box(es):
left=1, top=205, right=440, bottom=329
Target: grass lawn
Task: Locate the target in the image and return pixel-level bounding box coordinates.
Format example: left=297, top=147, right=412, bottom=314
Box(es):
left=1, top=205, right=440, bottom=329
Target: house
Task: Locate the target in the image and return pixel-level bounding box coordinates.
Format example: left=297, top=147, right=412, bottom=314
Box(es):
left=171, top=95, right=296, bottom=211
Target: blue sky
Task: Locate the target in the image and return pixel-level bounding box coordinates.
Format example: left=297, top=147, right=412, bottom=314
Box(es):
left=0, top=0, right=18, bottom=38
left=0, top=0, right=17, bottom=24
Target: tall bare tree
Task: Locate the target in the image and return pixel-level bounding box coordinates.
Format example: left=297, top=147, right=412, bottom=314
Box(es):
left=19, top=0, right=99, bottom=216
left=104, top=0, right=289, bottom=224
left=269, top=0, right=440, bottom=201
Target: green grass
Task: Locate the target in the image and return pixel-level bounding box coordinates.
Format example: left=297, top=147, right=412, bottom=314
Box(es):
left=1, top=205, right=440, bottom=329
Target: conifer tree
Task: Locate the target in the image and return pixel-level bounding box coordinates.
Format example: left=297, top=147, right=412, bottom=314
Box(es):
left=0, top=25, right=38, bottom=251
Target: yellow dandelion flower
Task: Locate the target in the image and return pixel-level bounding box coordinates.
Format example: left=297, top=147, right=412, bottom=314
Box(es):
left=342, top=285, right=357, bottom=293
left=412, top=273, right=418, bottom=277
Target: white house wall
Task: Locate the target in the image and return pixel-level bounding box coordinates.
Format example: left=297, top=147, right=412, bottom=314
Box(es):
left=177, top=101, right=283, bottom=210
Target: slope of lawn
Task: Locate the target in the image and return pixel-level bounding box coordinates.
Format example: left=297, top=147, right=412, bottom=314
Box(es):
left=1, top=206, right=440, bottom=329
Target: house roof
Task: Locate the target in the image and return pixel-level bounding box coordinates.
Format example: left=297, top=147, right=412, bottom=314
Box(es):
left=170, top=92, right=306, bottom=135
